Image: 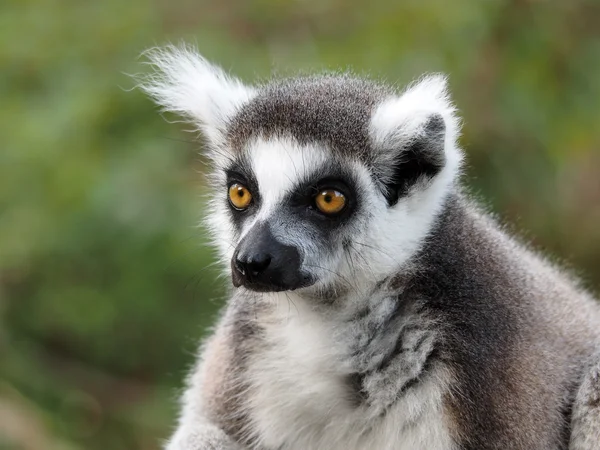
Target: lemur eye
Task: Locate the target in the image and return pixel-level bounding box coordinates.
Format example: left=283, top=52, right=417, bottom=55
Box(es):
left=315, top=189, right=346, bottom=215
left=228, top=183, right=253, bottom=210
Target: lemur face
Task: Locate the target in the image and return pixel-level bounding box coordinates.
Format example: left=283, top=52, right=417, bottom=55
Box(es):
left=141, top=46, right=462, bottom=296
left=220, top=136, right=377, bottom=293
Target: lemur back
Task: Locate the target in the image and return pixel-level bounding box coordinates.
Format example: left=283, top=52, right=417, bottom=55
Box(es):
left=139, top=45, right=600, bottom=450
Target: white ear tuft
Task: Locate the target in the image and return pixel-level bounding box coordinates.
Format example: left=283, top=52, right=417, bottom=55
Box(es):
left=370, top=74, right=460, bottom=151
left=369, top=74, right=463, bottom=204
left=138, top=44, right=256, bottom=148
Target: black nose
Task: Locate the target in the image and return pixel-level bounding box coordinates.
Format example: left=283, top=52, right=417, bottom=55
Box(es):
left=235, top=252, right=272, bottom=278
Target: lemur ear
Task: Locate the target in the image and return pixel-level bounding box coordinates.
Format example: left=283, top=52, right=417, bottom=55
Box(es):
left=369, top=75, right=462, bottom=206
left=138, top=45, right=256, bottom=151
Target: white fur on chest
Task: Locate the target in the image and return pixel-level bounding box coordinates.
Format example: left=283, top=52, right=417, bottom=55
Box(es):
left=244, top=295, right=455, bottom=450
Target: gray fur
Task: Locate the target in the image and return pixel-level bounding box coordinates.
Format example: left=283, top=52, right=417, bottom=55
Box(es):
left=414, top=193, right=600, bottom=449
left=227, top=75, right=390, bottom=159
left=569, top=351, right=600, bottom=449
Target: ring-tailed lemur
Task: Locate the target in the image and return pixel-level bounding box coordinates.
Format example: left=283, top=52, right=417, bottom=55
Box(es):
left=139, top=45, right=600, bottom=450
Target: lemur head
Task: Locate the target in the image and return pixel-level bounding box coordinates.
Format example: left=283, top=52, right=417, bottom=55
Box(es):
left=141, top=45, right=463, bottom=296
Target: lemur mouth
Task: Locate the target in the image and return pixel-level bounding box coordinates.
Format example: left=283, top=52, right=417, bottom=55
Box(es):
left=231, top=269, right=316, bottom=292
left=231, top=262, right=315, bottom=293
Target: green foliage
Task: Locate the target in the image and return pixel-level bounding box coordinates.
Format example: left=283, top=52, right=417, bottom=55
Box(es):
left=1, top=0, right=599, bottom=448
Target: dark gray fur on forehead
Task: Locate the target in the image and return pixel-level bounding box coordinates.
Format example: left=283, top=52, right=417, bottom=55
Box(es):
left=226, top=74, right=392, bottom=158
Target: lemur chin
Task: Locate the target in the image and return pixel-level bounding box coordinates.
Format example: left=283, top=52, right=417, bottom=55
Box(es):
left=139, top=44, right=600, bottom=450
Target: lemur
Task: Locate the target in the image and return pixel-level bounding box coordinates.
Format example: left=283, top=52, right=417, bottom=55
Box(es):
left=139, top=45, right=600, bottom=450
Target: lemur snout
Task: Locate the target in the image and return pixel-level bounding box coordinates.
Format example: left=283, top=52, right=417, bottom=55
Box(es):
left=231, top=223, right=313, bottom=292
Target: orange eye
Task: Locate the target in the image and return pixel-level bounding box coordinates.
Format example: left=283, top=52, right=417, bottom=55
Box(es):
left=228, top=184, right=253, bottom=210
left=315, top=189, right=346, bottom=215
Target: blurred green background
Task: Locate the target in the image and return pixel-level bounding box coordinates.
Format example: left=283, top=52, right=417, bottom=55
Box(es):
left=2, top=0, right=599, bottom=448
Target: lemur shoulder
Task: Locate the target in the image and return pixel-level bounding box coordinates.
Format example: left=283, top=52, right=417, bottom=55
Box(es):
left=139, top=45, right=600, bottom=450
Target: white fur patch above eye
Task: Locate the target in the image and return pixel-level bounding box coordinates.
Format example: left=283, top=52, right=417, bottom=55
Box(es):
left=248, top=137, right=329, bottom=221
left=138, top=44, right=256, bottom=151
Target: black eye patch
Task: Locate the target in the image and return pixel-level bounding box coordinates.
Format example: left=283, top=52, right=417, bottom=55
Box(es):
left=225, top=156, right=260, bottom=203
left=224, top=158, right=261, bottom=234
left=284, top=163, right=360, bottom=225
